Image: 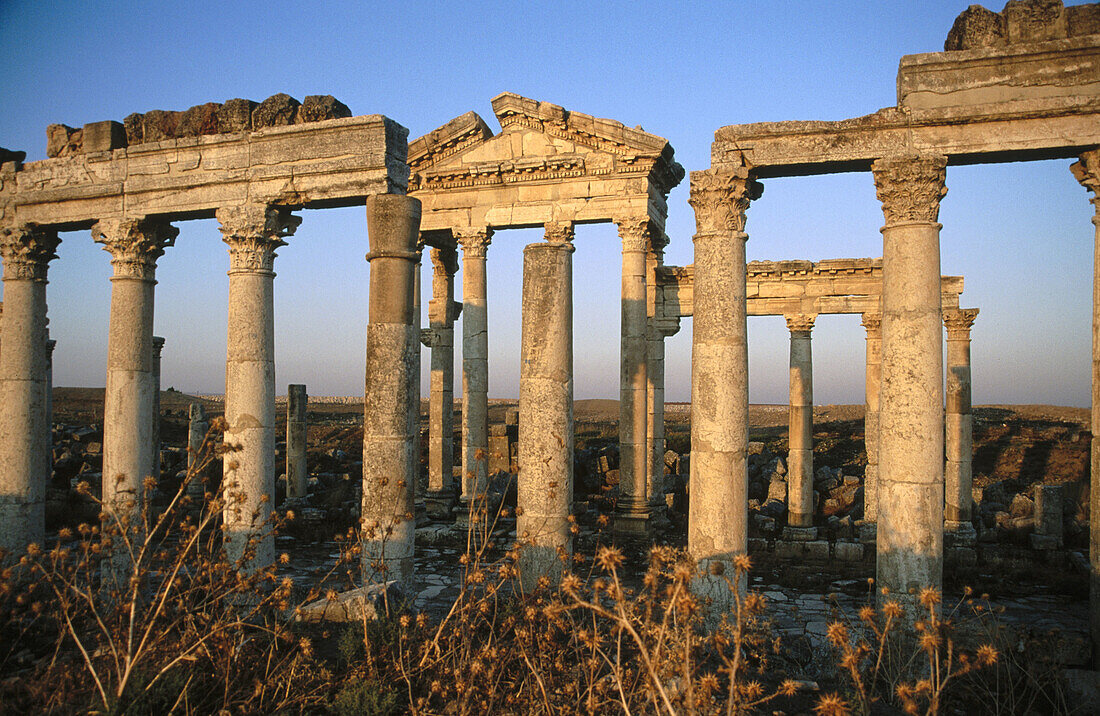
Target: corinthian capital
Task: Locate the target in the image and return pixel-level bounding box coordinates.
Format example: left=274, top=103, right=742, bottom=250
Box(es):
left=943, top=307, right=979, bottom=340
left=0, top=224, right=60, bottom=281
left=454, top=226, right=493, bottom=259
left=615, top=217, right=653, bottom=253
left=544, top=221, right=575, bottom=245
left=688, top=166, right=763, bottom=236
left=871, top=155, right=948, bottom=225
left=92, top=218, right=178, bottom=280
left=1071, top=149, right=1100, bottom=216
left=216, top=204, right=300, bottom=273
left=861, top=312, right=882, bottom=337
left=785, top=313, right=816, bottom=334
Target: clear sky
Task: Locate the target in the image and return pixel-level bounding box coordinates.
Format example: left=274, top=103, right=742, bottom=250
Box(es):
left=1, top=0, right=1094, bottom=407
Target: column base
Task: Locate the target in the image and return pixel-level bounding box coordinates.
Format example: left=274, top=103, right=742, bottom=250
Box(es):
left=787, top=511, right=814, bottom=529
left=1029, top=533, right=1062, bottom=551
left=944, top=520, right=977, bottom=547
left=614, top=510, right=653, bottom=536
left=781, top=526, right=818, bottom=542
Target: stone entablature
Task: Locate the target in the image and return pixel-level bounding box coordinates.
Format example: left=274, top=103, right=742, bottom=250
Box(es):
left=657, top=258, right=964, bottom=318
left=0, top=113, right=409, bottom=229
left=711, top=4, right=1099, bottom=177
left=409, top=92, right=684, bottom=232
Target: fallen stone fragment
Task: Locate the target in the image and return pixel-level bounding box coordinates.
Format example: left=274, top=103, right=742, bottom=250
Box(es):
left=46, top=124, right=82, bottom=157
left=296, top=581, right=406, bottom=623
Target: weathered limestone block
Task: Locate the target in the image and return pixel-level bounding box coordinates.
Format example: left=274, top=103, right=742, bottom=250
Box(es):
left=298, top=95, right=352, bottom=123
left=123, top=113, right=144, bottom=145
left=142, top=109, right=181, bottom=142
left=1031, top=484, right=1064, bottom=549
left=946, top=0, right=1100, bottom=50
left=252, top=93, right=300, bottom=129
left=46, top=124, right=82, bottom=158
left=82, top=121, right=126, bottom=153
left=177, top=103, right=222, bottom=137
left=945, top=4, right=1008, bottom=50
left=217, top=99, right=256, bottom=133
left=518, top=236, right=574, bottom=589
left=0, top=148, right=26, bottom=165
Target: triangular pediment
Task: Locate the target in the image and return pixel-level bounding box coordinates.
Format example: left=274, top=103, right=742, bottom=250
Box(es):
left=408, top=92, right=683, bottom=195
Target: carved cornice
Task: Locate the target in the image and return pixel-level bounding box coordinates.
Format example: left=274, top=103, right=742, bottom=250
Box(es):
left=419, top=327, right=438, bottom=348
left=861, top=312, right=882, bottom=338
left=454, top=227, right=493, bottom=259
left=688, top=166, right=764, bottom=236
left=0, top=224, right=60, bottom=281
left=92, top=218, right=178, bottom=280
left=943, top=307, right=979, bottom=340
left=615, top=217, right=654, bottom=253
left=544, top=221, right=575, bottom=244
left=216, top=205, right=300, bottom=274
left=1071, top=149, right=1100, bottom=218
left=871, top=155, right=948, bottom=226
left=785, top=313, right=816, bottom=334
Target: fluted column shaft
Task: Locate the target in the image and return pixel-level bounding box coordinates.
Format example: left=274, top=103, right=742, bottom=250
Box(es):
left=1070, top=150, right=1100, bottom=667
left=93, top=219, right=176, bottom=526
left=688, top=167, right=761, bottom=605
left=457, top=228, right=492, bottom=511
left=362, top=195, right=422, bottom=587
left=872, top=154, right=948, bottom=601
left=287, top=384, right=308, bottom=499
left=786, top=314, right=816, bottom=528
left=944, top=309, right=978, bottom=525
left=0, top=225, right=59, bottom=554
left=861, top=313, right=882, bottom=523
left=616, top=218, right=651, bottom=533
left=217, top=205, right=299, bottom=571
left=518, top=225, right=574, bottom=588
left=426, top=247, right=458, bottom=513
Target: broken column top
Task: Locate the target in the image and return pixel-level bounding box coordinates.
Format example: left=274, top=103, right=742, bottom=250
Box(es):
left=46, top=93, right=352, bottom=158
left=946, top=0, right=1100, bottom=51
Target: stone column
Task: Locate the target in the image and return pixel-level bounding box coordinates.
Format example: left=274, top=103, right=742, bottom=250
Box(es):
left=785, top=313, right=816, bottom=533
left=647, top=319, right=679, bottom=517
left=45, top=336, right=55, bottom=443
left=861, top=312, right=882, bottom=529
left=456, top=227, right=492, bottom=514
left=687, top=167, right=761, bottom=605
left=0, top=224, right=59, bottom=554
left=186, top=402, right=207, bottom=496
left=517, top=224, right=574, bottom=588
left=216, top=204, right=299, bottom=571
left=92, top=218, right=177, bottom=526
left=286, top=384, right=307, bottom=499
left=944, top=308, right=978, bottom=545
left=615, top=217, right=651, bottom=534
left=425, top=247, right=459, bottom=517
left=362, top=195, right=421, bottom=588
left=409, top=250, right=423, bottom=495
left=1070, top=149, right=1100, bottom=667
left=151, top=336, right=164, bottom=481
left=872, top=154, right=948, bottom=603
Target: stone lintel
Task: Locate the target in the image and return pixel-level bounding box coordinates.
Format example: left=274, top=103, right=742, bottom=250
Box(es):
left=3, top=115, right=408, bottom=229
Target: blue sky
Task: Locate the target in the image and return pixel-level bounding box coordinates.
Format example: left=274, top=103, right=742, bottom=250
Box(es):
left=1, top=0, right=1094, bottom=406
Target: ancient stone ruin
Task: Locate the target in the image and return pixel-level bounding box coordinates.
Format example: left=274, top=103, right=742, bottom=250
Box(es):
left=0, top=0, right=1098, bottom=668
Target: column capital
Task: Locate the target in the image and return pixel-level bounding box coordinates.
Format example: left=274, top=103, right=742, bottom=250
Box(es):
left=688, top=166, right=763, bottom=236
left=0, top=224, right=60, bottom=282
left=152, top=335, right=165, bottom=359
left=614, top=217, right=653, bottom=253
left=785, top=313, right=816, bottom=334
left=429, top=246, right=458, bottom=278
left=544, top=220, right=575, bottom=245
left=420, top=327, right=439, bottom=348
left=1070, top=149, right=1100, bottom=220
left=216, top=204, right=300, bottom=274
left=454, top=226, right=493, bottom=258
left=861, top=312, right=882, bottom=338
left=871, top=154, right=948, bottom=226
left=943, top=307, right=979, bottom=341
left=649, top=315, right=681, bottom=339
left=92, top=218, right=178, bottom=281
